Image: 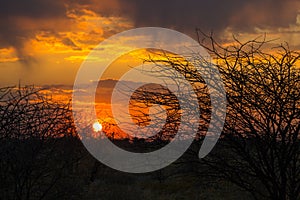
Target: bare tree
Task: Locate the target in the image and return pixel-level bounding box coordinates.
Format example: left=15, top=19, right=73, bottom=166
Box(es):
left=196, top=33, right=300, bottom=200
left=126, top=32, right=300, bottom=200
left=0, top=85, right=84, bottom=200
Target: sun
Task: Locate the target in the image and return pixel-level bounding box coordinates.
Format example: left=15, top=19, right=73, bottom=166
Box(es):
left=93, top=121, right=102, bottom=132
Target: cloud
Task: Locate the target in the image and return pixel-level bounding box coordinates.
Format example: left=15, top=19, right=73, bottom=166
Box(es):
left=0, top=0, right=68, bottom=63
left=0, top=0, right=66, bottom=18
left=110, top=0, right=300, bottom=39
left=61, top=38, right=82, bottom=50
left=1, top=0, right=299, bottom=65
left=0, top=47, right=19, bottom=63
left=62, top=0, right=300, bottom=44
left=0, top=0, right=133, bottom=64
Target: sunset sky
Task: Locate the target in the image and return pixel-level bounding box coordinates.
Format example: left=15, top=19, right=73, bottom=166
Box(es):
left=1, top=0, right=300, bottom=87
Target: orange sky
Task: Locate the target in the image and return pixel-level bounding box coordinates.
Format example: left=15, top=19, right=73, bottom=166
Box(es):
left=1, top=0, right=300, bottom=139
left=0, top=0, right=300, bottom=86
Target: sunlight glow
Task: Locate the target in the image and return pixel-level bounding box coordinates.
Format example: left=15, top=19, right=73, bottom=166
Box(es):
left=93, top=121, right=102, bottom=132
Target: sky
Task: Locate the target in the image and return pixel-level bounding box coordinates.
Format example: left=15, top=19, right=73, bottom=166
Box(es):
left=1, top=0, right=300, bottom=138
left=0, top=0, right=300, bottom=86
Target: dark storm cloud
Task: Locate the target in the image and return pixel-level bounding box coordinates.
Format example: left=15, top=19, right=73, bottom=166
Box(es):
left=112, top=0, right=300, bottom=38
left=0, top=0, right=66, bottom=18
left=0, top=0, right=299, bottom=63
left=0, top=0, right=122, bottom=63
left=0, top=0, right=68, bottom=63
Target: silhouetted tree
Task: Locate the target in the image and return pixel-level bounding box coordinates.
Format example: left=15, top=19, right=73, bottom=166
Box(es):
left=198, top=33, right=300, bottom=200
left=132, top=32, right=300, bottom=200
left=0, top=85, right=84, bottom=200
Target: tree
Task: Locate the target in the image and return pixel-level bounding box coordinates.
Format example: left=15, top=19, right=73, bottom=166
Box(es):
left=131, top=32, right=300, bottom=199
left=0, top=85, right=84, bottom=200
left=198, top=33, right=300, bottom=200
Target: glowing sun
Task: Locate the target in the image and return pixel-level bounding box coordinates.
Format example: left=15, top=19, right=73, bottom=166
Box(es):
left=93, top=121, right=102, bottom=132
